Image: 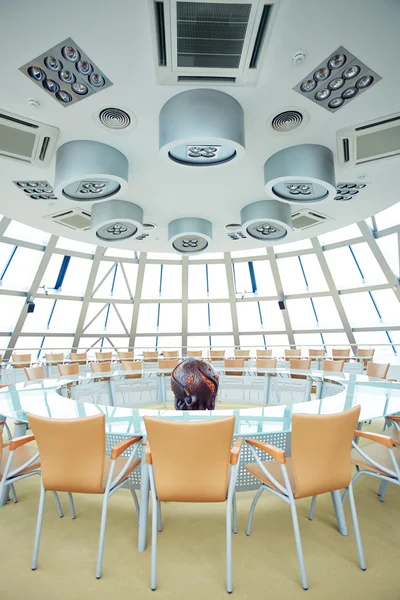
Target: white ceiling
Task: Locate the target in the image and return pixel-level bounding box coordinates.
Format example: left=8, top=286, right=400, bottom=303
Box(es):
left=0, top=0, right=399, bottom=252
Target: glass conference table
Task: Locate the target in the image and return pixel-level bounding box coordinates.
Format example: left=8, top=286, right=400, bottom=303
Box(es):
left=0, top=368, right=399, bottom=551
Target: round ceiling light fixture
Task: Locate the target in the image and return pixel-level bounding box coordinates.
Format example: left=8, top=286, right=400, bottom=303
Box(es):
left=54, top=140, right=128, bottom=201
left=241, top=200, right=292, bottom=242
left=264, top=144, right=336, bottom=203
left=159, top=89, right=245, bottom=167
left=168, top=217, right=212, bottom=255
left=91, top=200, right=143, bottom=242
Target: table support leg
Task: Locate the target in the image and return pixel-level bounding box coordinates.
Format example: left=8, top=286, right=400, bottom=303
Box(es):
left=138, top=447, right=149, bottom=552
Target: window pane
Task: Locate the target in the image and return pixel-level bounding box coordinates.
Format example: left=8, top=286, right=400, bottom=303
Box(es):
left=277, top=257, right=306, bottom=294
left=277, top=239, right=312, bottom=252
left=0, top=296, right=25, bottom=331
left=22, top=298, right=53, bottom=332
left=40, top=336, right=73, bottom=354
left=137, top=304, right=158, bottom=333
left=61, top=257, right=93, bottom=295
left=263, top=333, right=289, bottom=356
left=133, top=336, right=157, bottom=352
left=287, top=299, right=318, bottom=329
left=252, top=260, right=277, bottom=296
left=237, top=302, right=262, bottom=331
left=48, top=300, right=82, bottom=332
left=190, top=252, right=224, bottom=260
left=372, top=289, right=400, bottom=325
left=210, top=335, right=234, bottom=354
left=158, top=336, right=182, bottom=352
left=142, top=264, right=161, bottom=298
left=39, top=254, right=64, bottom=291
left=1, top=247, right=43, bottom=291
left=14, top=336, right=43, bottom=354
left=158, top=304, right=181, bottom=332
left=299, top=255, right=328, bottom=291
left=324, top=247, right=362, bottom=289
left=208, top=264, right=228, bottom=298
left=340, top=292, right=380, bottom=327
left=231, top=248, right=267, bottom=258
left=318, top=224, right=361, bottom=246
left=160, top=265, right=182, bottom=298
left=106, top=304, right=133, bottom=333
left=189, top=265, right=207, bottom=298
left=233, top=263, right=252, bottom=294
left=239, top=335, right=266, bottom=355
left=354, top=331, right=395, bottom=361
left=312, top=297, right=343, bottom=328
left=111, top=263, right=138, bottom=299
left=147, top=252, right=180, bottom=260
left=0, top=242, right=17, bottom=275
left=105, top=248, right=137, bottom=259
left=56, top=237, right=96, bottom=254
left=259, top=301, right=285, bottom=331
left=376, top=234, right=399, bottom=278
left=322, top=332, right=350, bottom=350
left=294, top=333, right=324, bottom=350
left=187, top=335, right=210, bottom=352
left=375, top=202, right=400, bottom=230
left=5, top=221, right=50, bottom=245
left=188, top=304, right=209, bottom=333
left=209, top=303, right=232, bottom=331
left=350, top=243, right=386, bottom=285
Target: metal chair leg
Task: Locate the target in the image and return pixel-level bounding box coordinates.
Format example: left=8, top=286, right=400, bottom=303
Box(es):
left=246, top=486, right=264, bottom=536
left=331, top=489, right=348, bottom=536
left=67, top=493, right=76, bottom=519
left=226, top=499, right=233, bottom=593
left=129, top=483, right=140, bottom=523
left=151, top=495, right=158, bottom=590
left=378, top=480, right=389, bottom=502
left=289, top=499, right=308, bottom=590
left=157, top=500, right=162, bottom=532
left=32, top=483, right=46, bottom=570
left=308, top=496, right=317, bottom=520
left=348, top=482, right=366, bottom=570
left=9, top=484, right=18, bottom=503
left=52, top=491, right=63, bottom=517
left=96, top=494, right=110, bottom=579
left=232, top=493, right=238, bottom=534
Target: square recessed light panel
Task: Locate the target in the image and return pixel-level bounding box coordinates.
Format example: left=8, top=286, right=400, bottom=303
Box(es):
left=293, top=46, right=381, bottom=112
left=13, top=180, right=57, bottom=200
left=334, top=182, right=369, bottom=201
left=19, top=38, right=112, bottom=107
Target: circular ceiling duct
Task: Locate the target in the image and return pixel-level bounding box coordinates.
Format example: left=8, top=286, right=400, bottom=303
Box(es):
left=168, top=217, right=212, bottom=255
left=91, top=200, right=143, bottom=242
left=54, top=140, right=128, bottom=201
left=241, top=200, right=292, bottom=242
left=159, top=89, right=245, bottom=167
left=264, top=144, right=336, bottom=203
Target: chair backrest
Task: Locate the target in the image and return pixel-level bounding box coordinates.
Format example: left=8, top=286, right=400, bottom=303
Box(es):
left=210, top=350, right=226, bottom=359
left=121, top=360, right=143, bottom=379
left=45, top=353, right=64, bottom=363
left=366, top=362, right=389, bottom=379
left=90, top=361, right=112, bottom=373
left=144, top=416, right=235, bottom=502
left=332, top=348, right=350, bottom=359
left=158, top=358, right=179, bottom=375
left=224, top=358, right=244, bottom=376
left=28, top=413, right=106, bottom=493
left=95, top=351, right=112, bottom=361
left=187, top=350, right=203, bottom=357
left=234, top=349, right=250, bottom=359
left=118, top=351, right=135, bottom=360
left=291, top=405, right=361, bottom=499
left=12, top=353, right=31, bottom=368
left=256, top=358, right=277, bottom=375
left=285, top=349, right=301, bottom=359
left=57, top=363, right=79, bottom=376
left=357, top=348, right=375, bottom=358
left=289, top=359, right=311, bottom=370
left=70, top=352, right=87, bottom=363
left=256, top=349, right=272, bottom=358
left=163, top=350, right=179, bottom=358
left=309, top=349, right=325, bottom=357
left=322, top=359, right=344, bottom=372
left=24, top=365, right=46, bottom=381
left=143, top=351, right=159, bottom=362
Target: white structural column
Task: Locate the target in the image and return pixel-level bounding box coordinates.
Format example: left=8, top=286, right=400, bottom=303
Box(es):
left=358, top=220, right=400, bottom=303
left=4, top=235, right=58, bottom=360
left=128, top=252, right=147, bottom=350
left=311, top=237, right=357, bottom=351
left=72, top=246, right=105, bottom=351
left=0, top=217, right=11, bottom=237
left=267, top=247, right=295, bottom=347
left=181, top=256, right=189, bottom=355
left=224, top=252, right=240, bottom=348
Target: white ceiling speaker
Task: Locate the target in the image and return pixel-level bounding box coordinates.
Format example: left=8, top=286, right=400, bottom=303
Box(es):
left=168, top=217, right=212, bottom=255
left=241, top=200, right=292, bottom=242
left=159, top=89, right=245, bottom=167
left=91, top=200, right=143, bottom=242
left=54, top=140, right=128, bottom=201
left=264, top=144, right=336, bottom=203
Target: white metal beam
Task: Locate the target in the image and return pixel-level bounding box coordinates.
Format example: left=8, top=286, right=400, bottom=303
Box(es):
left=266, top=247, right=295, bottom=347
left=128, top=251, right=147, bottom=350
left=224, top=252, right=240, bottom=348
left=181, top=256, right=188, bottom=355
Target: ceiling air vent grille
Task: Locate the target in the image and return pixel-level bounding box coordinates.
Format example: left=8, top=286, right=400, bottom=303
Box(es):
left=337, top=112, right=400, bottom=167
left=291, top=209, right=332, bottom=230
left=0, top=110, right=58, bottom=167
left=150, top=0, right=279, bottom=86
left=46, top=208, right=91, bottom=231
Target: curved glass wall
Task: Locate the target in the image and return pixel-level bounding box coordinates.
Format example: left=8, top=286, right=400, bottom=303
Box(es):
left=0, top=202, right=399, bottom=361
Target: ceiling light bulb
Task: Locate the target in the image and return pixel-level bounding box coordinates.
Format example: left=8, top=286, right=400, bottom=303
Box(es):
left=343, top=65, right=360, bottom=79
left=299, top=184, right=310, bottom=192
left=287, top=184, right=299, bottom=190
left=72, top=82, right=88, bottom=95
left=300, top=79, right=317, bottom=92
left=328, top=77, right=344, bottom=90
left=76, top=60, right=93, bottom=76
left=328, top=54, right=346, bottom=69
left=43, top=79, right=60, bottom=93
left=59, top=69, right=75, bottom=84
left=315, top=88, right=331, bottom=101
left=89, top=73, right=105, bottom=87
left=56, top=90, right=72, bottom=103
left=314, top=67, right=330, bottom=81
left=44, top=56, right=62, bottom=71
left=356, top=184, right=366, bottom=189
left=356, top=75, right=374, bottom=89
left=28, top=66, right=45, bottom=81
left=342, top=87, right=358, bottom=99
left=289, top=189, right=301, bottom=194
left=328, top=97, right=344, bottom=108
left=335, top=195, right=344, bottom=200
left=62, top=45, right=80, bottom=62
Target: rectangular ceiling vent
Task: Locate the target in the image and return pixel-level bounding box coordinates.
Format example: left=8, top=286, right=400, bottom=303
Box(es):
left=291, top=209, right=332, bottom=231
left=337, top=112, right=400, bottom=168
left=149, top=0, right=278, bottom=86
left=0, top=110, right=59, bottom=167
left=45, top=208, right=91, bottom=231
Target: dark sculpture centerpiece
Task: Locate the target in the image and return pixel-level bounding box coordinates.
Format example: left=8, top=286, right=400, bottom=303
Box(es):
left=171, top=357, right=219, bottom=410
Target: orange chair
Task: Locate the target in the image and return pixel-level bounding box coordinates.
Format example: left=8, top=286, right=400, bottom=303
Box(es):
left=308, top=349, right=325, bottom=358
left=143, top=351, right=159, bottom=363
left=224, top=358, right=244, bottom=376
left=162, top=350, right=179, bottom=358
left=244, top=406, right=365, bottom=590
left=285, top=349, right=301, bottom=359
left=144, top=416, right=242, bottom=592
left=70, top=352, right=88, bottom=365
left=187, top=350, right=203, bottom=357
left=12, top=353, right=32, bottom=368
left=121, top=360, right=143, bottom=379
left=90, top=361, right=112, bottom=374
left=322, top=359, right=345, bottom=373
left=210, top=349, right=225, bottom=360
left=256, top=358, right=277, bottom=376
left=158, top=358, right=179, bottom=376
left=256, top=349, right=272, bottom=358
left=57, top=363, right=79, bottom=377
left=332, top=348, right=350, bottom=361
left=28, top=413, right=141, bottom=578
left=45, top=353, right=64, bottom=364
left=234, top=349, right=250, bottom=360
left=356, top=348, right=375, bottom=369
left=117, top=351, right=135, bottom=361
left=289, top=359, right=311, bottom=370
left=366, top=362, right=389, bottom=379
left=24, top=366, right=46, bottom=381
left=95, top=351, right=112, bottom=362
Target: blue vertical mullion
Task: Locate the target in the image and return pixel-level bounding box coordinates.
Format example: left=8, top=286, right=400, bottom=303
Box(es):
left=0, top=246, right=17, bottom=281
left=248, top=262, right=257, bottom=293
left=54, top=255, right=71, bottom=289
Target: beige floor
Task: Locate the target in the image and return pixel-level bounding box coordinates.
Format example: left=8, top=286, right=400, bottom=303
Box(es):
left=1, top=422, right=399, bottom=600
